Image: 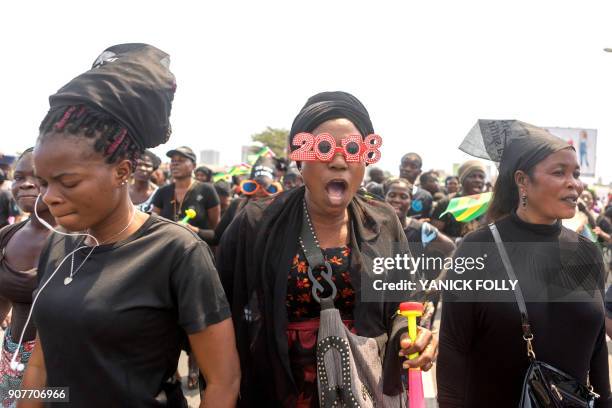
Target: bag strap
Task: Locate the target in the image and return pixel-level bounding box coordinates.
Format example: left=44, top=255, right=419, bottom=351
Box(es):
left=299, top=201, right=337, bottom=305
left=300, top=206, right=325, bottom=268
left=488, top=223, right=536, bottom=360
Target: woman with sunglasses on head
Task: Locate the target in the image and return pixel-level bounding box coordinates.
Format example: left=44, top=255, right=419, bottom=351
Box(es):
left=0, top=149, right=56, bottom=406
left=151, top=146, right=221, bottom=245
left=19, top=44, right=240, bottom=408
left=217, top=91, right=437, bottom=407
left=213, top=156, right=282, bottom=246
left=437, top=120, right=610, bottom=407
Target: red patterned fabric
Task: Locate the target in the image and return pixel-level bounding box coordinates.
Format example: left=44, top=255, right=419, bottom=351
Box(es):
left=285, top=245, right=356, bottom=407
left=286, top=246, right=354, bottom=321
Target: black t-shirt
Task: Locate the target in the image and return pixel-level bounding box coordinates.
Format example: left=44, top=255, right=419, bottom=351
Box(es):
left=403, top=218, right=438, bottom=253
left=407, top=186, right=433, bottom=219
left=403, top=218, right=444, bottom=282
left=34, top=214, right=230, bottom=407
left=151, top=180, right=220, bottom=229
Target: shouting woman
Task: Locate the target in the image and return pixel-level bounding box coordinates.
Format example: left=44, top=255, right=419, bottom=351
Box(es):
left=218, top=91, right=437, bottom=407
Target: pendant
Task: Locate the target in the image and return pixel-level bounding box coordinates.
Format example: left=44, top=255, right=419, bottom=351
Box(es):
left=64, top=277, right=73, bottom=286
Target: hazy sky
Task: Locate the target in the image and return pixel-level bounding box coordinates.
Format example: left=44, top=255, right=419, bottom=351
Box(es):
left=2, top=0, right=611, bottom=183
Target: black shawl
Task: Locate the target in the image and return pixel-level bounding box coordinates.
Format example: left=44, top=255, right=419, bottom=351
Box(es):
left=217, top=186, right=422, bottom=406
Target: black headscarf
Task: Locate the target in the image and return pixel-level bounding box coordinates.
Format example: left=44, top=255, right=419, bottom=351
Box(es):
left=459, top=120, right=572, bottom=178
left=49, top=43, right=176, bottom=149
left=250, top=156, right=276, bottom=181
left=288, top=91, right=374, bottom=155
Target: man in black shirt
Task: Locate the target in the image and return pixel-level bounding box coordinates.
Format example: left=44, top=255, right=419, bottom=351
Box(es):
left=151, top=146, right=220, bottom=244
left=399, top=152, right=433, bottom=219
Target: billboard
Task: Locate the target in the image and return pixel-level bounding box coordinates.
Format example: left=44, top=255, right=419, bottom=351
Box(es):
left=544, top=127, right=597, bottom=177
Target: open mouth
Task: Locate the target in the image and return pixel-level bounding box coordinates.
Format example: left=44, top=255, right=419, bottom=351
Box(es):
left=325, top=179, right=348, bottom=206
left=561, top=195, right=578, bottom=206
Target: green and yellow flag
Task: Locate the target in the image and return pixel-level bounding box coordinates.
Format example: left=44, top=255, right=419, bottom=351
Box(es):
left=440, top=192, right=492, bottom=222
left=246, top=146, right=276, bottom=164
left=213, top=163, right=252, bottom=182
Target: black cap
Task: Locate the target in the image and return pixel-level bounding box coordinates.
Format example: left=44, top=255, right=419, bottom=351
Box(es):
left=166, top=146, right=196, bottom=163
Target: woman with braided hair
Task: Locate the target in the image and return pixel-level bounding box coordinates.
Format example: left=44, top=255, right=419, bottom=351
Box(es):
left=19, top=44, right=239, bottom=408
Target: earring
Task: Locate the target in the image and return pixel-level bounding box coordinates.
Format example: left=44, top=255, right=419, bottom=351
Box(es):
left=521, top=194, right=527, bottom=208
left=121, top=180, right=128, bottom=186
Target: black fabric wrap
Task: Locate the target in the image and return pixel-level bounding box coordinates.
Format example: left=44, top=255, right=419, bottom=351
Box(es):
left=288, top=91, right=375, bottom=153
left=48, top=43, right=176, bottom=149
left=499, top=133, right=572, bottom=180
left=459, top=120, right=572, bottom=178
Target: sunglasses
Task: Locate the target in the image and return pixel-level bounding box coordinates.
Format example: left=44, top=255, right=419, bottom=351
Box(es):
left=239, top=179, right=283, bottom=196
left=289, top=133, right=382, bottom=164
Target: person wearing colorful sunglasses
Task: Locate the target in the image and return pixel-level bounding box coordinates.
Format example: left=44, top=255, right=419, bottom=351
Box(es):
left=212, top=156, right=282, bottom=247
left=217, top=91, right=437, bottom=406
left=239, top=177, right=283, bottom=197
left=238, top=157, right=282, bottom=199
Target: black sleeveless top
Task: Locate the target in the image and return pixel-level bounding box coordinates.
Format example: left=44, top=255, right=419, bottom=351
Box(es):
left=0, top=221, right=38, bottom=341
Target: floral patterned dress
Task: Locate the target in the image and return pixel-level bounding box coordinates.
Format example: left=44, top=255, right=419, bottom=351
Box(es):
left=285, top=245, right=355, bottom=407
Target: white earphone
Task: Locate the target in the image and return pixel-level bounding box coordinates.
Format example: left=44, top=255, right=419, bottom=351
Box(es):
left=9, top=195, right=98, bottom=372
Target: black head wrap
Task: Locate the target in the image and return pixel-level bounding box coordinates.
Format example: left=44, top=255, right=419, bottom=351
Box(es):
left=288, top=91, right=375, bottom=155
left=48, top=43, right=176, bottom=149
left=459, top=120, right=572, bottom=178
left=250, top=156, right=276, bottom=181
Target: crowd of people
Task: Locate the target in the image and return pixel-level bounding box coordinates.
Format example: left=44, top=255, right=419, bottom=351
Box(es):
left=0, top=42, right=610, bottom=407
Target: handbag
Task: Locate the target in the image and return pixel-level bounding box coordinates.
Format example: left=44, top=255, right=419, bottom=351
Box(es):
left=299, top=201, right=405, bottom=408
left=489, top=223, right=599, bottom=408
left=154, top=376, right=188, bottom=408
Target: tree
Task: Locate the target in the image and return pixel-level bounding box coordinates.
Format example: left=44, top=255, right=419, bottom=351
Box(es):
left=251, top=127, right=289, bottom=158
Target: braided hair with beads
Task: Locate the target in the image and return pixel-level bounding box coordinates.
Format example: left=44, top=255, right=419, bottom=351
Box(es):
left=38, top=105, right=142, bottom=169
